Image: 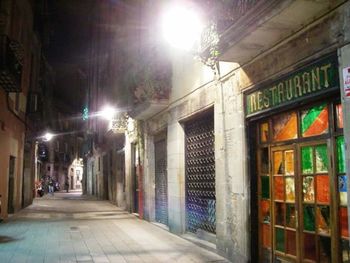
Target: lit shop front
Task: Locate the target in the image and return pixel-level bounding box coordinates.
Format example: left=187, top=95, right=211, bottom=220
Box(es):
left=246, top=54, right=348, bottom=262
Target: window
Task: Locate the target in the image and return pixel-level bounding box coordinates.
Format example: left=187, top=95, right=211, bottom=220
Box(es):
left=256, top=101, right=346, bottom=262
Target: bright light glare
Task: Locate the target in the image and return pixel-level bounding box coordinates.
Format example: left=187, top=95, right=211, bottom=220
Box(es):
left=43, top=132, right=53, bottom=141
left=100, top=106, right=116, bottom=121
left=161, top=4, right=203, bottom=50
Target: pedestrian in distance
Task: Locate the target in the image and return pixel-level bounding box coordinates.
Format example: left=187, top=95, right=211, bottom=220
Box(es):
left=48, top=178, right=54, bottom=195
left=65, top=176, right=69, bottom=193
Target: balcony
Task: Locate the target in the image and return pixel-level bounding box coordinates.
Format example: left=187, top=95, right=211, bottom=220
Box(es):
left=200, top=0, right=342, bottom=64
left=128, top=53, right=171, bottom=120
left=106, top=113, right=128, bottom=135
left=0, top=35, right=23, bottom=92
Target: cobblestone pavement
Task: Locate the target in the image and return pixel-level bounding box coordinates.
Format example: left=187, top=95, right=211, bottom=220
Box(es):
left=0, top=192, right=230, bottom=263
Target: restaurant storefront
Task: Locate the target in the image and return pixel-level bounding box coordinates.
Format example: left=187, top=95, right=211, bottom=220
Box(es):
left=246, top=53, right=348, bottom=262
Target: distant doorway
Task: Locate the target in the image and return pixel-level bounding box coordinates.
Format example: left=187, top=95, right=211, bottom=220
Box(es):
left=8, top=156, right=15, bottom=214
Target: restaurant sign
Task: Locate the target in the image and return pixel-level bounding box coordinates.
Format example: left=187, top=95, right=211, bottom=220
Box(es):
left=245, top=56, right=339, bottom=117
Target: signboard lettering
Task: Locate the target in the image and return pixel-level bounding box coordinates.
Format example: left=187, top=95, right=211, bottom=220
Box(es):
left=245, top=57, right=339, bottom=117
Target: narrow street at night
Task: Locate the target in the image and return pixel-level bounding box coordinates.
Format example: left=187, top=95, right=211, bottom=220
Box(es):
left=0, top=192, right=228, bottom=263
left=1, top=0, right=350, bottom=262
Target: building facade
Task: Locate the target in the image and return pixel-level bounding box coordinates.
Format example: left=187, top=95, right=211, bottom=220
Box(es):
left=83, top=0, right=350, bottom=262
left=0, top=0, right=43, bottom=219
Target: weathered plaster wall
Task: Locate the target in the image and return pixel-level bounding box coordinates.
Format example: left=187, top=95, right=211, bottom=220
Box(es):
left=0, top=90, right=26, bottom=218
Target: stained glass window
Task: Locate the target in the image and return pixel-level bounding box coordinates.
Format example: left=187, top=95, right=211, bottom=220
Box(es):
left=318, top=236, right=331, bottom=262
left=286, top=204, right=296, bottom=228
left=262, top=224, right=270, bottom=248
left=316, top=175, right=329, bottom=204
left=316, top=206, right=330, bottom=235
left=304, top=205, right=315, bottom=231
left=285, top=177, right=295, bottom=202
left=273, top=151, right=283, bottom=175
left=339, top=175, right=347, bottom=206
left=260, top=122, right=269, bottom=142
left=261, top=176, right=270, bottom=199
left=303, top=176, right=315, bottom=202
left=302, top=146, right=314, bottom=174
left=304, top=233, right=316, bottom=261
left=273, top=112, right=297, bottom=141
left=337, top=136, right=346, bottom=174
left=315, top=144, right=328, bottom=173
left=340, top=207, right=349, bottom=238
left=274, top=177, right=284, bottom=200
left=261, top=200, right=270, bottom=223
left=257, top=102, right=343, bottom=262
left=284, top=151, right=294, bottom=175
left=275, top=202, right=285, bottom=226
left=336, top=104, right=344, bottom=129
left=276, top=228, right=285, bottom=252
left=301, top=104, right=329, bottom=137
left=341, top=240, right=350, bottom=263
left=261, top=148, right=269, bottom=174
left=286, top=230, right=296, bottom=256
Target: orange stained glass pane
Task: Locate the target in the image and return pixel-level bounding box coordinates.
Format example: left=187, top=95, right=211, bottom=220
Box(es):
left=284, top=151, right=294, bottom=175
left=316, top=206, right=330, bottom=235
left=273, top=112, right=298, bottom=141
left=337, top=104, right=344, bottom=129
left=262, top=224, right=271, bottom=248
left=301, top=104, right=329, bottom=137
left=273, top=151, right=283, bottom=175
left=274, top=177, right=284, bottom=200
left=340, top=207, right=349, bottom=238
left=261, top=200, right=270, bottom=224
left=316, top=175, right=330, bottom=204
left=260, top=122, right=269, bottom=142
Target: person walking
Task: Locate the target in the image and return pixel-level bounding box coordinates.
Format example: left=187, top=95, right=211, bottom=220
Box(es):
left=65, top=176, right=69, bottom=193
left=48, top=178, right=54, bottom=195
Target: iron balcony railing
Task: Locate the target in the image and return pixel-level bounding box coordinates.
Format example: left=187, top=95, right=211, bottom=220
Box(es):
left=0, top=35, right=23, bottom=92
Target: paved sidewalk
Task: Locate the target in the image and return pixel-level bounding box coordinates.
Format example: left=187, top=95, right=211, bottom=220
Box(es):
left=0, top=192, right=229, bottom=263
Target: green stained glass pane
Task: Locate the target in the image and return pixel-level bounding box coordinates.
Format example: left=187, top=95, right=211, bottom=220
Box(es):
left=304, top=205, right=315, bottom=231
left=261, top=148, right=269, bottom=174
left=315, top=144, right=328, bottom=173
left=301, top=103, right=328, bottom=137
left=286, top=204, right=296, bottom=228
left=337, top=136, right=346, bottom=173
left=276, top=228, right=285, bottom=252
left=261, top=176, right=269, bottom=199
left=302, top=146, right=314, bottom=174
